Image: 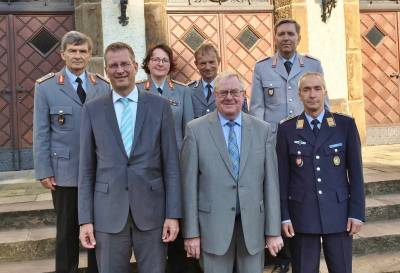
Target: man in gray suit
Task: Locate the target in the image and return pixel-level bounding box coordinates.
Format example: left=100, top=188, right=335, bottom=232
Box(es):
left=249, top=18, right=329, bottom=272
left=250, top=18, right=328, bottom=133
left=181, top=71, right=283, bottom=273
left=189, top=43, right=248, bottom=118
left=33, top=31, right=110, bottom=273
left=78, top=42, right=182, bottom=273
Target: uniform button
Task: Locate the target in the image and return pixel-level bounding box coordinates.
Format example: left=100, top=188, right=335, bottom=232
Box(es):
left=316, top=155, right=320, bottom=160
left=206, top=109, right=210, bottom=113
left=334, top=148, right=338, bottom=153
left=316, top=167, right=321, bottom=171
left=288, top=196, right=292, bottom=200
left=318, top=190, right=323, bottom=195
left=231, top=207, right=236, bottom=211
left=288, top=86, right=292, bottom=90
left=289, top=110, right=293, bottom=114
left=297, top=151, right=301, bottom=155
left=53, top=152, right=57, bottom=156
left=289, top=98, right=293, bottom=102
left=317, top=178, right=322, bottom=182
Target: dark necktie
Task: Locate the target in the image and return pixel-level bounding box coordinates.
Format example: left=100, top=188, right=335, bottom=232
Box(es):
left=75, top=77, right=86, bottom=104
left=157, top=87, right=163, bottom=95
left=311, top=119, right=320, bottom=137
left=206, top=84, right=212, bottom=102
left=284, top=61, right=292, bottom=74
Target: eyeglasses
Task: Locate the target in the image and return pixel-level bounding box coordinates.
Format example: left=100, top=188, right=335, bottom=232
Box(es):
left=150, top=57, right=170, bottom=64
left=215, top=89, right=244, bottom=98
left=107, top=62, right=133, bottom=71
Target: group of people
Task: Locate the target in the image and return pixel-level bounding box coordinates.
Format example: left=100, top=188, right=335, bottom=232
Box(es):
left=33, top=17, right=365, bottom=273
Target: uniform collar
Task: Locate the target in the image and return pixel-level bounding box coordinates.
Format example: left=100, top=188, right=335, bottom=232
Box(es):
left=202, top=79, right=215, bottom=89
left=304, top=109, right=325, bottom=127
left=278, top=52, right=297, bottom=64
left=65, top=67, right=87, bottom=86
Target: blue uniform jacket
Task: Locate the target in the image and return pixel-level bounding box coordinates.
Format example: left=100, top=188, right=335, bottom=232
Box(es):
left=276, top=111, right=365, bottom=234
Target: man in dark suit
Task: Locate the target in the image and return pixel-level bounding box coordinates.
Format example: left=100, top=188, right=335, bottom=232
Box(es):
left=276, top=72, right=365, bottom=273
left=78, top=42, right=182, bottom=273
left=33, top=31, right=110, bottom=273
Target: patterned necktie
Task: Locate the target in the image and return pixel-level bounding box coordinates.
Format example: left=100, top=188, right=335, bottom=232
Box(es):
left=206, top=84, right=212, bottom=102
left=284, top=61, right=292, bottom=74
left=119, top=98, right=133, bottom=155
left=75, top=77, right=86, bottom=104
left=157, top=87, right=163, bottom=95
left=311, top=119, right=320, bottom=137
left=227, top=121, right=240, bottom=179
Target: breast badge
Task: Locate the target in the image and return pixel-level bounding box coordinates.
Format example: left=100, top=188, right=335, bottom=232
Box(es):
left=268, top=88, right=274, bottom=96
left=58, top=110, right=65, bottom=125
left=333, top=155, right=341, bottom=166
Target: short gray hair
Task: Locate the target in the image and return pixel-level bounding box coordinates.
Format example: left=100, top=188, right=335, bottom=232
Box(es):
left=214, top=71, right=244, bottom=92
left=298, top=72, right=326, bottom=91
left=60, top=31, right=93, bottom=52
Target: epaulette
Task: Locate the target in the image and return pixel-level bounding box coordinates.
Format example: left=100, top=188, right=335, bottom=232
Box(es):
left=279, top=115, right=296, bottom=124
left=36, top=73, right=55, bottom=84
left=304, top=54, right=321, bottom=62
left=95, top=73, right=109, bottom=83
left=171, top=79, right=187, bottom=86
left=256, top=56, right=271, bottom=63
left=334, top=112, right=353, bottom=119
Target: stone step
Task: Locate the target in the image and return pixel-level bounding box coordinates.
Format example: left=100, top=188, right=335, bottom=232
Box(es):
left=366, top=193, right=400, bottom=222
left=365, top=179, right=400, bottom=196
left=353, top=219, right=400, bottom=256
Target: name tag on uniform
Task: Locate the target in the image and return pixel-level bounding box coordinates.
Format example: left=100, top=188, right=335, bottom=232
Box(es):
left=294, top=140, right=306, bottom=145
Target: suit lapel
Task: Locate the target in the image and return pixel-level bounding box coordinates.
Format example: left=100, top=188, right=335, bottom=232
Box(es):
left=287, top=55, right=301, bottom=81
left=238, top=114, right=251, bottom=180
left=104, top=93, right=127, bottom=158
left=58, top=68, right=82, bottom=105
left=193, top=81, right=208, bottom=107
left=314, top=112, right=335, bottom=152
left=129, top=90, right=147, bottom=158
left=208, top=112, right=236, bottom=179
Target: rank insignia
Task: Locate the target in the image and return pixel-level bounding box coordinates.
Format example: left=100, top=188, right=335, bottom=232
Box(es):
left=333, top=155, right=341, bottom=166
left=296, top=119, right=304, bottom=129
left=144, top=81, right=150, bottom=90
left=268, top=88, right=274, bottom=96
left=58, top=110, right=65, bottom=125
left=327, top=117, right=336, bottom=127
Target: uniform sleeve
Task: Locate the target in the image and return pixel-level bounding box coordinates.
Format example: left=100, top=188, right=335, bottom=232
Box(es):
left=276, top=123, right=291, bottom=222
left=161, top=99, right=183, bottom=219
left=249, top=64, right=265, bottom=120
left=264, top=124, right=281, bottom=236
left=33, top=83, right=54, bottom=180
left=180, top=124, right=200, bottom=238
left=346, top=119, right=366, bottom=221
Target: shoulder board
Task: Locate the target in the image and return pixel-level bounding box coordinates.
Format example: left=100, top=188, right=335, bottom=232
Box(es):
left=135, top=79, right=147, bottom=84
left=334, top=112, right=354, bottom=119
left=256, top=56, right=271, bottom=64
left=171, top=79, right=187, bottom=86
left=304, top=54, right=320, bottom=61
left=279, top=115, right=296, bottom=124
left=95, top=73, right=109, bottom=83
left=36, top=73, right=55, bottom=84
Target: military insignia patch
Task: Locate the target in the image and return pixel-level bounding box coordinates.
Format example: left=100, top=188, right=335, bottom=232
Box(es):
left=58, top=110, right=65, bottom=125
left=268, top=88, right=274, bottom=96
left=296, top=119, right=304, bottom=129
left=333, top=155, right=341, bottom=166
left=327, top=117, right=336, bottom=127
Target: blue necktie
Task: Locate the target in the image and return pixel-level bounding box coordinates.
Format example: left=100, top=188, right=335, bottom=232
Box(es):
left=311, top=119, right=320, bottom=137
left=227, top=121, right=240, bottom=215
left=119, top=98, right=133, bottom=155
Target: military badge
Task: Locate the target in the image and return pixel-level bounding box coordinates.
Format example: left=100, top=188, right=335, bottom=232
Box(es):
left=327, top=117, right=336, bottom=127
left=268, top=88, right=274, bottom=96
left=333, top=155, right=341, bottom=166
left=296, top=119, right=304, bottom=129
left=58, top=110, right=65, bottom=125
left=296, top=156, right=303, bottom=167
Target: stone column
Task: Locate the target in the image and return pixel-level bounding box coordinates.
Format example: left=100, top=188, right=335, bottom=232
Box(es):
left=144, top=0, right=168, bottom=49
left=344, top=0, right=367, bottom=143
left=75, top=0, right=105, bottom=74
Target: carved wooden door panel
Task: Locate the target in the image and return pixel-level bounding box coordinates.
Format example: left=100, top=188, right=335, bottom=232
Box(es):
left=361, top=11, right=400, bottom=125
left=167, top=12, right=273, bottom=96
left=0, top=14, right=73, bottom=170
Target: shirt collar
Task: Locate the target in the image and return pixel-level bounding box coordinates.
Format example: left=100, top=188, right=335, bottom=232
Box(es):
left=65, top=67, right=87, bottom=85
left=218, top=112, right=242, bottom=128
left=112, top=85, right=139, bottom=104
left=278, top=52, right=297, bottom=64
left=202, top=79, right=215, bottom=89
left=304, top=109, right=325, bottom=126
left=151, top=78, right=166, bottom=90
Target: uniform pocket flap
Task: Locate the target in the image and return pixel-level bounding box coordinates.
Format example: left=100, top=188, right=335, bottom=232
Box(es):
left=198, top=202, right=211, bottom=213
left=50, top=106, right=73, bottom=115
left=51, top=147, right=70, bottom=159
left=336, top=189, right=349, bottom=202
left=288, top=189, right=305, bottom=203
left=95, top=182, right=109, bottom=193
left=150, top=178, right=163, bottom=190
left=262, top=80, right=281, bottom=88
left=324, top=145, right=344, bottom=155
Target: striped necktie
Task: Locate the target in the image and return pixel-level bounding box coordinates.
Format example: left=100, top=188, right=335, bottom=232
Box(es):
left=119, top=97, right=133, bottom=155
left=227, top=121, right=240, bottom=179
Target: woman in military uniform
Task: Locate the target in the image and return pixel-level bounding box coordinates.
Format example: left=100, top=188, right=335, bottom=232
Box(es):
left=137, top=44, right=194, bottom=150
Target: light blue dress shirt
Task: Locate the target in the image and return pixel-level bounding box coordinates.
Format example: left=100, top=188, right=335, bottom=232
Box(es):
left=202, top=79, right=215, bottom=99
left=279, top=52, right=297, bottom=66
left=152, top=78, right=166, bottom=92
left=65, top=67, right=87, bottom=93
left=304, top=109, right=325, bottom=129
left=113, top=87, right=139, bottom=141
left=218, top=112, right=242, bottom=154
